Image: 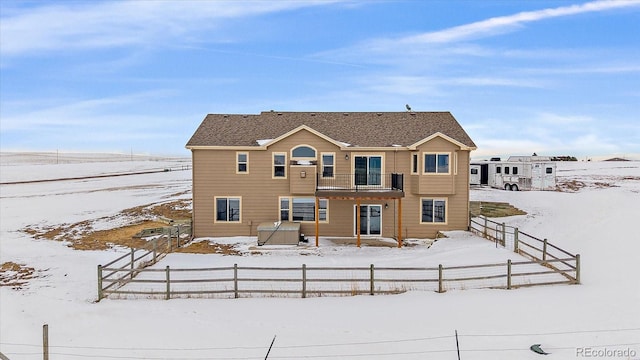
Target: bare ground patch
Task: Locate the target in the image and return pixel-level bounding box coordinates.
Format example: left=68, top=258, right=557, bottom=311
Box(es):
left=174, top=240, right=241, bottom=255
left=21, top=199, right=192, bottom=251
left=556, top=179, right=621, bottom=192
left=469, top=201, right=527, bottom=217
left=0, top=262, right=42, bottom=289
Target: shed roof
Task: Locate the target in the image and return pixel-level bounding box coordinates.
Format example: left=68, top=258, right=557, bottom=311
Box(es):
left=186, top=111, right=476, bottom=149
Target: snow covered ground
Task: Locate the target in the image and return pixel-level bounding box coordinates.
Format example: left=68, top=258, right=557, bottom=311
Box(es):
left=1, top=153, right=639, bottom=359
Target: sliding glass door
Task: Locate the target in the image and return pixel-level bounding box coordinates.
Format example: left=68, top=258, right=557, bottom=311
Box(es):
left=354, top=156, right=381, bottom=186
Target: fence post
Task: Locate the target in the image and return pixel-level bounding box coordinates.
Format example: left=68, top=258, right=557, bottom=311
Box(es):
left=543, top=239, right=548, bottom=262
left=507, top=260, right=512, bottom=290
left=302, top=264, right=307, bottom=299
left=483, top=216, right=488, bottom=238
left=513, top=228, right=519, bottom=253
left=43, top=323, right=49, bottom=360
left=153, top=238, right=157, bottom=263
left=177, top=226, right=181, bottom=248
left=234, top=264, right=238, bottom=299
left=370, top=264, right=375, bottom=295
left=130, top=248, right=135, bottom=279
left=97, top=265, right=103, bottom=301
left=165, top=266, right=170, bottom=300
left=575, top=254, right=581, bottom=284
left=438, top=264, right=444, bottom=293
left=501, top=222, right=506, bottom=247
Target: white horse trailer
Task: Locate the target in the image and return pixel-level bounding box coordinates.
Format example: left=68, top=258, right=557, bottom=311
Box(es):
left=471, top=156, right=556, bottom=191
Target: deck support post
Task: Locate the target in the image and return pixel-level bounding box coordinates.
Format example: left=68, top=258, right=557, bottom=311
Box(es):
left=397, top=198, right=402, bottom=248
left=356, top=198, right=361, bottom=248
left=315, top=197, right=320, bottom=247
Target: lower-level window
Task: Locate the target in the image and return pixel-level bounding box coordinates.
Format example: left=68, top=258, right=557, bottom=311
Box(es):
left=280, top=197, right=327, bottom=222
left=215, top=197, right=241, bottom=222
left=421, top=198, right=446, bottom=223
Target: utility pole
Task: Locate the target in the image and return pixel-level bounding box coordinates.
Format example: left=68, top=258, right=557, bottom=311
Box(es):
left=455, top=330, right=461, bottom=360
left=264, top=335, right=276, bottom=359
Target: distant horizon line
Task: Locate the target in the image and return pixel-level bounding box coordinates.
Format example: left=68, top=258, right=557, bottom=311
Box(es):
left=1, top=149, right=638, bottom=162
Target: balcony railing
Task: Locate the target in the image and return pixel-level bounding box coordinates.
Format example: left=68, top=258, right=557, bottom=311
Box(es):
left=316, top=173, right=404, bottom=192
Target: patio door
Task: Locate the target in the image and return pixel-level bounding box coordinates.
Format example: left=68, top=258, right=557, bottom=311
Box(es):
left=354, top=156, right=382, bottom=186
left=354, top=205, right=382, bottom=236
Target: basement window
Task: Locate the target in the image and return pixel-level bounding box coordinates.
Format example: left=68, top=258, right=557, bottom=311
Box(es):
left=215, top=197, right=241, bottom=222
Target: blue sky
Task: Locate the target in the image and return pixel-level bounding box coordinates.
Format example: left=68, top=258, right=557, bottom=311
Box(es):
left=1, top=0, right=639, bottom=159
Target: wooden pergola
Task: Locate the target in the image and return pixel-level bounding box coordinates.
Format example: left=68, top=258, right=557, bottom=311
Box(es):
left=314, top=194, right=404, bottom=248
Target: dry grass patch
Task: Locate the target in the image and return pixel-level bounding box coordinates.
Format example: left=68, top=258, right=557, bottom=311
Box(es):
left=470, top=201, right=527, bottom=217
left=174, top=241, right=241, bottom=255
left=0, top=262, right=40, bottom=289
left=122, top=199, right=191, bottom=221
left=556, top=179, right=622, bottom=192
left=21, top=199, right=192, bottom=251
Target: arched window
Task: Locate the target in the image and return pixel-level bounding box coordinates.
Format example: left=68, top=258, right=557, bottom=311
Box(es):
left=292, top=145, right=316, bottom=159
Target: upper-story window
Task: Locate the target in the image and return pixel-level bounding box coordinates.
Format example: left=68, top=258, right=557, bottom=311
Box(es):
left=292, top=145, right=316, bottom=159
left=321, top=153, right=334, bottom=178
left=236, top=152, right=248, bottom=174
left=273, top=153, right=287, bottom=178
left=424, top=153, right=450, bottom=174
left=411, top=153, right=418, bottom=174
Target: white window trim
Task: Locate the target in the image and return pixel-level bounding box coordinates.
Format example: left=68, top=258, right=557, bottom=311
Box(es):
left=272, top=152, right=287, bottom=179
left=422, top=152, right=451, bottom=175
left=321, top=152, right=335, bottom=178
left=290, top=144, right=318, bottom=161
left=278, top=196, right=328, bottom=223
left=236, top=152, right=248, bottom=174
left=214, top=196, right=242, bottom=223
left=411, top=153, right=419, bottom=175
left=353, top=204, right=383, bottom=237
left=352, top=153, right=385, bottom=187
left=419, top=197, right=448, bottom=225
left=454, top=152, right=458, bottom=175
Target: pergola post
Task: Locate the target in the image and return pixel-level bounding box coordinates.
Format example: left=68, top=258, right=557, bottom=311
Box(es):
left=397, top=197, right=402, bottom=248
left=315, top=196, right=320, bottom=247
left=356, top=198, right=361, bottom=248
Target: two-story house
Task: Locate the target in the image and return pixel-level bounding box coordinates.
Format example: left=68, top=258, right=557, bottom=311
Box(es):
left=185, top=111, right=476, bottom=247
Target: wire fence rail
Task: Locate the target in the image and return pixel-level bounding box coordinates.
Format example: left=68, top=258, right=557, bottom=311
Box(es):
left=98, top=256, right=577, bottom=300
left=469, top=215, right=580, bottom=284
left=97, top=216, right=578, bottom=300
left=98, top=220, right=578, bottom=300
left=97, top=224, right=191, bottom=300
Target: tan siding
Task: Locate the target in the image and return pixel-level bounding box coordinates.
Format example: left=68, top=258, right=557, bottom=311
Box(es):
left=191, top=130, right=472, bottom=240
left=417, top=175, right=455, bottom=194
left=289, top=166, right=316, bottom=195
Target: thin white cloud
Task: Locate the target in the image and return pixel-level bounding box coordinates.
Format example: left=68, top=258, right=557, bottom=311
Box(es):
left=525, top=64, right=640, bottom=75
left=536, top=112, right=594, bottom=125
left=447, top=76, right=546, bottom=88
left=402, top=0, right=640, bottom=44
left=0, top=1, right=340, bottom=56
left=1, top=91, right=176, bottom=131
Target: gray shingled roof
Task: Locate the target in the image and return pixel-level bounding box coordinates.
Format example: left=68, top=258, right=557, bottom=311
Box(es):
left=186, top=111, right=476, bottom=148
